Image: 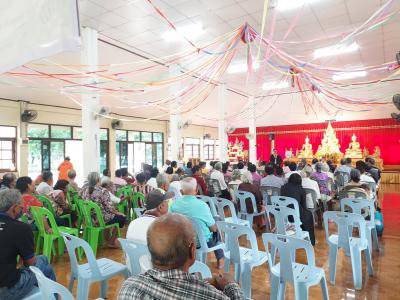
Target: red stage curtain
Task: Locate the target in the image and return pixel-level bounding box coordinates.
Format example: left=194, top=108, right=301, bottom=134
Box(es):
left=229, top=118, right=400, bottom=165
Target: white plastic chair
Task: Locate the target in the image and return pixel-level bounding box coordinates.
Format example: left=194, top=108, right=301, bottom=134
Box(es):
left=271, top=196, right=300, bottom=218
left=262, top=233, right=329, bottom=300
left=30, top=266, right=74, bottom=300
left=61, top=233, right=129, bottom=300
left=22, top=288, right=41, bottom=300
left=189, top=218, right=225, bottom=264
left=213, top=197, right=250, bottom=227
left=133, top=207, right=146, bottom=218
left=235, top=190, right=266, bottom=226
left=303, top=188, right=323, bottom=226
left=119, top=238, right=151, bottom=276
left=340, top=198, right=379, bottom=252
left=216, top=221, right=268, bottom=299
left=189, top=261, right=212, bottom=279
left=323, top=211, right=373, bottom=290
left=260, top=185, right=281, bottom=206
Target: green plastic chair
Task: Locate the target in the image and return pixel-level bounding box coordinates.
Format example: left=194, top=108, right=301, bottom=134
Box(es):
left=80, top=200, right=121, bottom=256
left=30, top=206, right=80, bottom=262
left=37, top=195, right=72, bottom=228
left=66, top=187, right=78, bottom=211
left=115, top=186, right=132, bottom=219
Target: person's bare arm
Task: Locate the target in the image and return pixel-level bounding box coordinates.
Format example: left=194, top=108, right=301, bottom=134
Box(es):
left=23, top=256, right=36, bottom=267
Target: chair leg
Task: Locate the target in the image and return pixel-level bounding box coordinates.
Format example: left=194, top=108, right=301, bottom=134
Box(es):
left=364, top=248, right=374, bottom=276
left=372, top=228, right=379, bottom=251
left=68, top=276, right=75, bottom=291
left=77, top=278, right=90, bottom=300
left=224, top=258, right=230, bottom=273
left=43, top=237, right=52, bottom=262
left=328, top=245, right=338, bottom=284
left=241, top=264, right=252, bottom=300
left=90, top=230, right=100, bottom=257
left=320, top=275, right=329, bottom=300
left=278, top=280, right=286, bottom=300
left=271, top=245, right=277, bottom=265
left=270, top=275, right=280, bottom=300
left=366, top=228, right=373, bottom=254
left=100, top=280, right=108, bottom=298
left=234, top=263, right=240, bottom=283
left=349, top=246, right=362, bottom=290
left=294, top=282, right=309, bottom=300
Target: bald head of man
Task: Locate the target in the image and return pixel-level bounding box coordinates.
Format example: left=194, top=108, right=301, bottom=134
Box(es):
left=147, top=213, right=196, bottom=272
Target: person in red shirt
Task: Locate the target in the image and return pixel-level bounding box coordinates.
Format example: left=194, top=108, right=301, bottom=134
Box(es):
left=16, top=176, right=52, bottom=233
left=192, top=165, right=210, bottom=196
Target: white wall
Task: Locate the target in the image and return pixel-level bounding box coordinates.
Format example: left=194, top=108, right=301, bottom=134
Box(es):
left=0, top=98, right=217, bottom=177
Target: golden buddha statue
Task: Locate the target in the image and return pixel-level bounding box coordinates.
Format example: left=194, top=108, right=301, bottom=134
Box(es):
left=299, top=136, right=313, bottom=158
left=363, top=147, right=369, bottom=157
left=373, top=146, right=381, bottom=158
left=345, top=134, right=362, bottom=158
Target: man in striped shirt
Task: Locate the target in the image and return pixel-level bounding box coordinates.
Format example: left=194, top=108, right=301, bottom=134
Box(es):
left=118, top=214, right=244, bottom=300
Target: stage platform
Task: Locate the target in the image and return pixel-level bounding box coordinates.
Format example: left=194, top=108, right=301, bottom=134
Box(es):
left=382, top=165, right=400, bottom=184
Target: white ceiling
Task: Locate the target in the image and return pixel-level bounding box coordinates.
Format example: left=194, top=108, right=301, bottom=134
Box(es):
left=0, top=0, right=399, bottom=128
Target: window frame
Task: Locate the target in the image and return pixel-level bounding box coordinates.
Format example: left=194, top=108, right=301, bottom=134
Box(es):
left=0, top=125, right=17, bottom=172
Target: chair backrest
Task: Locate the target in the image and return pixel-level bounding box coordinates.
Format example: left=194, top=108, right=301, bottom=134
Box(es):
left=189, top=218, right=213, bottom=251
left=235, top=190, right=258, bottom=214
left=118, top=238, right=150, bottom=276
left=271, top=196, right=300, bottom=218
left=37, top=195, right=56, bottom=216
left=66, top=187, right=77, bottom=207
left=340, top=198, right=375, bottom=222
left=335, top=171, right=349, bottom=187
left=81, top=200, right=106, bottom=227
left=262, top=233, right=315, bottom=283
left=210, top=178, right=222, bottom=195
left=228, top=183, right=239, bottom=203
left=195, top=195, right=219, bottom=220
left=132, top=192, right=145, bottom=208
left=265, top=205, right=303, bottom=238
left=216, top=221, right=259, bottom=264
left=260, top=186, right=280, bottom=205
left=189, top=261, right=212, bottom=279
left=61, top=233, right=102, bottom=278
left=30, top=206, right=60, bottom=235
left=338, top=189, right=368, bottom=200
left=363, top=181, right=377, bottom=195
left=116, top=186, right=133, bottom=202
left=303, top=188, right=319, bottom=209
left=30, top=266, right=74, bottom=300
left=323, top=211, right=367, bottom=250
left=213, top=197, right=239, bottom=223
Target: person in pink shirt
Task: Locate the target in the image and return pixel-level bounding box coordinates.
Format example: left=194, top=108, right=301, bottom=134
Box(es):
left=248, top=164, right=262, bottom=186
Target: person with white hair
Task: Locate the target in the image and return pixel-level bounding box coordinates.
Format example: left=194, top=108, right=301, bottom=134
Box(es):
left=301, top=165, right=321, bottom=209
left=210, top=162, right=230, bottom=199
left=237, top=171, right=266, bottom=228
left=170, top=177, right=224, bottom=269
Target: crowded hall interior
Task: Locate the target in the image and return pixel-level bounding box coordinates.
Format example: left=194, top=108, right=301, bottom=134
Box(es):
left=1, top=0, right=400, bottom=299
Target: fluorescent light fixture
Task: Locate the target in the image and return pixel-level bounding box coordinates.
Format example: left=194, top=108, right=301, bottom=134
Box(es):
left=332, top=71, right=367, bottom=81
left=262, top=81, right=289, bottom=91
left=276, top=0, right=322, bottom=11
left=227, top=61, right=260, bottom=74
left=162, top=22, right=204, bottom=42
left=314, top=42, right=359, bottom=59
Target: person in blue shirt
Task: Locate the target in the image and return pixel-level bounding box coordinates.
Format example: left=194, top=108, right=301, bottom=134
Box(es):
left=169, top=177, right=224, bottom=269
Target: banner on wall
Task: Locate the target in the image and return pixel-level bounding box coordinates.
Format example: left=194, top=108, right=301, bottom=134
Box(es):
left=228, top=119, right=400, bottom=165
left=0, top=0, right=80, bottom=74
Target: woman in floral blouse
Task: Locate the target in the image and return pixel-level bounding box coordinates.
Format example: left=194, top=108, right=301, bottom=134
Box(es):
left=80, top=172, right=126, bottom=248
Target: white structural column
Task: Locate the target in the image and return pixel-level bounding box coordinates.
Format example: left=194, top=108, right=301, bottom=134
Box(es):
left=81, top=27, right=100, bottom=175
left=218, top=84, right=228, bottom=162
left=169, top=64, right=182, bottom=161
left=248, top=96, right=257, bottom=164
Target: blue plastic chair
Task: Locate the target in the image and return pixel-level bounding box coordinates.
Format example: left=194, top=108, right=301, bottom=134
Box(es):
left=235, top=190, right=266, bottom=226
left=213, top=197, right=250, bottom=227
left=30, top=266, right=74, bottom=299
left=195, top=195, right=220, bottom=221
left=340, top=198, right=379, bottom=252
left=189, top=261, right=212, bottom=279
left=61, top=233, right=129, bottom=300
left=265, top=205, right=310, bottom=263
left=323, top=211, right=373, bottom=290
left=271, top=196, right=300, bottom=218
left=260, top=185, right=281, bottom=206
left=22, top=287, right=41, bottom=300
left=118, top=238, right=151, bottom=276
left=133, top=207, right=146, bottom=218
left=216, top=221, right=268, bottom=299
left=262, top=233, right=329, bottom=300
left=189, top=218, right=225, bottom=264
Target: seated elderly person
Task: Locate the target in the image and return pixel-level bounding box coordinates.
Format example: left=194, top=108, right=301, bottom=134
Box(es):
left=260, top=165, right=285, bottom=188
left=301, top=165, right=321, bottom=209
left=36, top=171, right=54, bottom=195
left=0, top=189, right=56, bottom=299
left=210, top=162, right=230, bottom=199
left=80, top=172, right=126, bottom=248
left=156, top=173, right=169, bottom=193
left=248, top=164, right=262, bottom=186
left=133, top=173, right=154, bottom=198
left=310, top=162, right=331, bottom=198
left=334, top=158, right=352, bottom=175
left=118, top=214, right=243, bottom=300
left=356, top=161, right=375, bottom=184
left=238, top=171, right=266, bottom=228
left=170, top=177, right=224, bottom=269
left=192, top=165, right=210, bottom=196
left=101, top=176, right=121, bottom=205
left=0, top=173, right=17, bottom=190
left=67, top=169, right=79, bottom=191
left=341, top=169, right=371, bottom=198
left=147, top=168, right=159, bottom=190
left=168, top=174, right=182, bottom=200
left=284, top=162, right=299, bottom=180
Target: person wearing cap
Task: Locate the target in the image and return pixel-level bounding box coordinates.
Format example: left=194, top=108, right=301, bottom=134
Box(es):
left=126, top=190, right=173, bottom=244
